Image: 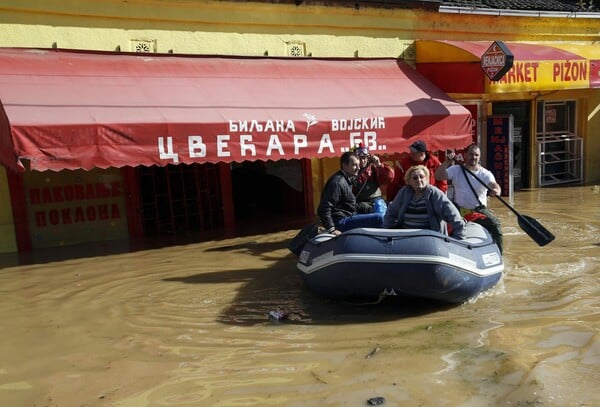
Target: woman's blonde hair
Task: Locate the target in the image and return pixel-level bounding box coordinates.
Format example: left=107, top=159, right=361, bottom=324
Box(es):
left=404, top=165, right=430, bottom=184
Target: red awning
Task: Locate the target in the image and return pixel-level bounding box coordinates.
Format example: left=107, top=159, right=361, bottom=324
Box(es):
left=0, top=48, right=472, bottom=172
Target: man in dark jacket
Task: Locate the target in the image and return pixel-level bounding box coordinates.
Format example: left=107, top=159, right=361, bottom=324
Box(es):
left=317, top=151, right=384, bottom=235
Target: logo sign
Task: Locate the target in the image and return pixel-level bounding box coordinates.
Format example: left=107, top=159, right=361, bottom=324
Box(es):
left=481, top=41, right=514, bottom=81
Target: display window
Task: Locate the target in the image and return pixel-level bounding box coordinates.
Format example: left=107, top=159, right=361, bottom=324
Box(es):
left=536, top=101, right=584, bottom=186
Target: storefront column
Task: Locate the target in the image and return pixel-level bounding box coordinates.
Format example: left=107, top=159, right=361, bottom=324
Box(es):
left=121, top=166, right=144, bottom=239
left=218, top=162, right=235, bottom=229
left=6, top=172, right=31, bottom=251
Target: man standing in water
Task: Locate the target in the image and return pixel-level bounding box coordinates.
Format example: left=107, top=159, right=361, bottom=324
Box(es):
left=435, top=143, right=504, bottom=253
left=317, top=151, right=384, bottom=235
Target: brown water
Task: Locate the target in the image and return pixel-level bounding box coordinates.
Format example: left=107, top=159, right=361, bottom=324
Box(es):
left=1, top=186, right=599, bottom=407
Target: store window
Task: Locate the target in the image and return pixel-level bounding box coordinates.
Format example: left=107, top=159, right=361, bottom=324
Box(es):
left=536, top=101, right=583, bottom=186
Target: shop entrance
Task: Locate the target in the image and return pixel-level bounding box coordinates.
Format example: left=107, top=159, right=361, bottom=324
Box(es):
left=492, top=101, right=530, bottom=190
left=136, top=163, right=223, bottom=237
left=135, top=159, right=309, bottom=239
left=230, top=159, right=308, bottom=230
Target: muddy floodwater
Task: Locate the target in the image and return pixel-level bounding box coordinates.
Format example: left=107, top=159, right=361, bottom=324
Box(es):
left=1, top=185, right=599, bottom=407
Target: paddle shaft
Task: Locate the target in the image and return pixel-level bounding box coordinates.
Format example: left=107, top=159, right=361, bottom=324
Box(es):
left=453, top=161, right=555, bottom=247
left=459, top=164, right=521, bottom=218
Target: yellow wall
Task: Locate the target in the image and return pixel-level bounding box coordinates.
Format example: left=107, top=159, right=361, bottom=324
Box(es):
left=0, top=167, right=17, bottom=253
left=587, top=92, right=600, bottom=183
left=311, top=156, right=341, bottom=213
left=1, top=1, right=599, bottom=57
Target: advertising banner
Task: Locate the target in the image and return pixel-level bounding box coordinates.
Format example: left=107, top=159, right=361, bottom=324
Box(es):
left=23, top=168, right=128, bottom=248
left=486, top=115, right=513, bottom=201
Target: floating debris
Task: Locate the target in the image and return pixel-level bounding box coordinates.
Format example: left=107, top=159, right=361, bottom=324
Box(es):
left=310, top=370, right=328, bottom=384
left=367, top=396, right=385, bottom=405
left=267, top=309, right=305, bottom=322
left=268, top=310, right=288, bottom=321
left=365, top=346, right=381, bottom=358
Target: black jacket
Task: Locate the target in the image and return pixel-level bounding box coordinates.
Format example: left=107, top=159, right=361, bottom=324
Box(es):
left=317, top=170, right=357, bottom=232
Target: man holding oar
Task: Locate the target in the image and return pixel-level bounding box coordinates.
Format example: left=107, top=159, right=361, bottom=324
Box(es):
left=435, top=143, right=504, bottom=253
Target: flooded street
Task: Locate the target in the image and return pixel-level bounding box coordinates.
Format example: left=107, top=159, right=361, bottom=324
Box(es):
left=1, top=185, right=599, bottom=407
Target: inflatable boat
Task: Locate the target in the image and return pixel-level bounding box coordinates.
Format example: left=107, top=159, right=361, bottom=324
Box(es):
left=296, top=222, right=503, bottom=303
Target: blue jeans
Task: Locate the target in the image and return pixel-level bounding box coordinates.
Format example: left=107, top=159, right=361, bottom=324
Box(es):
left=335, top=212, right=384, bottom=232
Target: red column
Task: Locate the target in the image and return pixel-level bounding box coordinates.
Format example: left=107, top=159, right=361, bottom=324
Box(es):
left=301, top=158, right=314, bottom=217
left=6, top=171, right=31, bottom=251
left=121, top=166, right=144, bottom=239
left=217, top=162, right=235, bottom=229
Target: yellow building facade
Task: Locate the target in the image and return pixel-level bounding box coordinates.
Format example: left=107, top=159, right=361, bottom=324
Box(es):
left=0, top=1, right=598, bottom=252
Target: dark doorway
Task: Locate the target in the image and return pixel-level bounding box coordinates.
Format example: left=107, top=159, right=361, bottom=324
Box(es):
left=134, top=159, right=308, bottom=239
left=492, top=101, right=530, bottom=189
left=230, top=159, right=307, bottom=228
left=136, top=163, right=223, bottom=238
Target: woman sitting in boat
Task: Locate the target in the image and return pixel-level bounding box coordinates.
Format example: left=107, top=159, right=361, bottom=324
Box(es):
left=383, top=165, right=467, bottom=239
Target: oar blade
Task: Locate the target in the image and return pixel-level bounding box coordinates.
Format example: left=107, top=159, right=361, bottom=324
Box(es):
left=518, top=214, right=555, bottom=246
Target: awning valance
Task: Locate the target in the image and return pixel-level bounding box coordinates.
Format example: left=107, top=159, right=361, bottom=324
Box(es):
left=0, top=48, right=473, bottom=172
left=416, top=40, right=600, bottom=94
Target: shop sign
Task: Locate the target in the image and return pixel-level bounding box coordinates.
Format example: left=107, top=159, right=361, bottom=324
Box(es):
left=481, top=41, right=514, bottom=81
left=488, top=59, right=590, bottom=92
left=157, top=117, right=392, bottom=164
left=29, top=181, right=123, bottom=228
left=23, top=169, right=128, bottom=248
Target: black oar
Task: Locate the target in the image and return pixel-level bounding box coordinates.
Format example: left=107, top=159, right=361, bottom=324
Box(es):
left=460, top=165, right=555, bottom=247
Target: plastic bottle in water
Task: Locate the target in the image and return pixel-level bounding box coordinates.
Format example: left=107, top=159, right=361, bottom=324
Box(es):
left=373, top=197, right=387, bottom=214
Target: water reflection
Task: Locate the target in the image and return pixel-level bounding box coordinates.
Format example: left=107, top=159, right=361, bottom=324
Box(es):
left=0, top=186, right=598, bottom=406
left=164, top=239, right=456, bottom=327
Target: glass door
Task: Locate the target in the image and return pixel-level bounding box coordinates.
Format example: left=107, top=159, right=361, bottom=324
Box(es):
left=492, top=101, right=530, bottom=190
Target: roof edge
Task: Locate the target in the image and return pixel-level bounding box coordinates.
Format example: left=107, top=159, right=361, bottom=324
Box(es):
left=439, top=6, right=600, bottom=18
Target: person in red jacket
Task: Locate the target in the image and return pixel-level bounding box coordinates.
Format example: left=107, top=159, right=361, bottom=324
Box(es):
left=387, top=140, right=447, bottom=201
left=353, top=145, right=395, bottom=213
